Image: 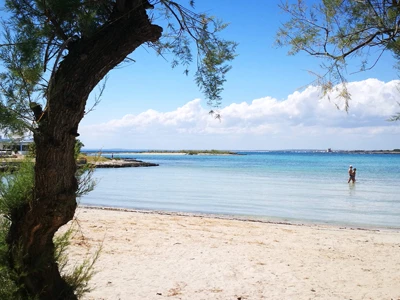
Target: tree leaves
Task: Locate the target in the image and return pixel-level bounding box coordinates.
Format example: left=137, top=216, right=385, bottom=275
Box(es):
left=277, top=0, right=400, bottom=111
left=152, top=1, right=237, bottom=106
left=0, top=0, right=237, bottom=136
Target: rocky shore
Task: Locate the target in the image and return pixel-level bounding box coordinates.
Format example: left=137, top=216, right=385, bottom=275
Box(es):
left=0, top=158, right=158, bottom=172
left=90, top=158, right=158, bottom=168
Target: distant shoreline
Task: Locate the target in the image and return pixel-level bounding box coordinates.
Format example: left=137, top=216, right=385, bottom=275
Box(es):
left=84, top=150, right=241, bottom=156
left=82, top=149, right=400, bottom=155
left=334, top=150, right=400, bottom=154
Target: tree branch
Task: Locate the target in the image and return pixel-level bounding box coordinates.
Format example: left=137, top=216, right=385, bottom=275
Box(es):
left=39, top=0, right=68, bottom=41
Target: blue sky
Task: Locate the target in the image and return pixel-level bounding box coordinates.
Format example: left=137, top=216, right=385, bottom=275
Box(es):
left=2, top=1, right=399, bottom=150
left=82, top=1, right=397, bottom=118
left=79, top=0, right=399, bottom=150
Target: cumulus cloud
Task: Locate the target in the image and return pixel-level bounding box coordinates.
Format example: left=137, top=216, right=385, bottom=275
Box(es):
left=80, top=79, right=400, bottom=149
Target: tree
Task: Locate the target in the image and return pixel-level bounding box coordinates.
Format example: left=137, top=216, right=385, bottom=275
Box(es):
left=276, top=0, right=400, bottom=112
left=0, top=1, right=236, bottom=299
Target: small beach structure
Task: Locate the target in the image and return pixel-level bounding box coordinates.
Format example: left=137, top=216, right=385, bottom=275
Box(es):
left=0, top=136, right=33, bottom=155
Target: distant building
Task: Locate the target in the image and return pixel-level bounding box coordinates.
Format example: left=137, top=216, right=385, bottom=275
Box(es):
left=327, top=148, right=332, bottom=152
left=0, top=136, right=33, bottom=155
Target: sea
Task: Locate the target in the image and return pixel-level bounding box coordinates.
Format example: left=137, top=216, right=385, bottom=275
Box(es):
left=80, top=151, right=400, bottom=229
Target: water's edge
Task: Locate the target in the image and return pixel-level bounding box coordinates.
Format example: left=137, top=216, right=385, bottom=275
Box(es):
left=78, top=205, right=400, bottom=232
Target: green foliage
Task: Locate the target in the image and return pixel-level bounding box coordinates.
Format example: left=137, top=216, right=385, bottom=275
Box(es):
left=56, top=224, right=101, bottom=299
left=75, top=139, right=96, bottom=199
left=155, top=1, right=237, bottom=105
left=0, top=218, right=100, bottom=299
left=0, top=161, right=98, bottom=299
left=0, top=8, right=43, bottom=132
left=195, top=27, right=237, bottom=105
left=0, top=103, right=26, bottom=136
left=277, top=0, right=400, bottom=61
left=62, top=247, right=101, bottom=299
left=76, top=163, right=96, bottom=199
left=27, top=142, right=36, bottom=158
left=0, top=1, right=235, bottom=297
left=0, top=0, right=237, bottom=136
left=74, top=139, right=84, bottom=160
left=0, top=160, right=34, bottom=217
left=0, top=162, right=35, bottom=299
left=0, top=219, right=22, bottom=299
left=276, top=0, right=400, bottom=111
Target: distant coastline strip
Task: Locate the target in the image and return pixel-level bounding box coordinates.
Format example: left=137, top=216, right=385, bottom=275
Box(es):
left=83, top=150, right=240, bottom=156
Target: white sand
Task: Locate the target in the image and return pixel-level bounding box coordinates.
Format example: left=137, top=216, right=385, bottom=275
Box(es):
left=62, top=208, right=400, bottom=300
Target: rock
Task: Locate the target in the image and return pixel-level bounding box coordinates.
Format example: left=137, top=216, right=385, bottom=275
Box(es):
left=91, top=159, right=158, bottom=168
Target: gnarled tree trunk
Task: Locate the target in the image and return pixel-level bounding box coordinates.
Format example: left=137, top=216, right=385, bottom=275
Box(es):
left=6, top=3, right=162, bottom=299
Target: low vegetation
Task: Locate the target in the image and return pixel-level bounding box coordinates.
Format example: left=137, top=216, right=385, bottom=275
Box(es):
left=77, top=154, right=110, bottom=164
left=0, top=153, right=99, bottom=299
left=137, top=150, right=238, bottom=155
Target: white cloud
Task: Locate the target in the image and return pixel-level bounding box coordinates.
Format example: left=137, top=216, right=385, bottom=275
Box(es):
left=80, top=79, right=400, bottom=150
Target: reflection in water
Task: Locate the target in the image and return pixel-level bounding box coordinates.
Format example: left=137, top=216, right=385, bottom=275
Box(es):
left=348, top=183, right=356, bottom=196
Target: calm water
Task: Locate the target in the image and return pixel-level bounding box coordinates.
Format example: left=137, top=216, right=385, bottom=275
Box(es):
left=80, top=151, right=400, bottom=228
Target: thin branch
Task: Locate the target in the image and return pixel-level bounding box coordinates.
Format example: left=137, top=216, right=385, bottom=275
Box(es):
left=43, top=33, right=56, bottom=72
left=16, top=69, right=33, bottom=105
left=0, top=41, right=63, bottom=48
left=84, top=77, right=108, bottom=116
left=161, top=1, right=186, bottom=32
left=46, top=36, right=76, bottom=98
left=40, top=0, right=69, bottom=41
left=338, top=29, right=392, bottom=59
left=350, top=47, right=386, bottom=74
left=168, top=1, right=199, bottom=41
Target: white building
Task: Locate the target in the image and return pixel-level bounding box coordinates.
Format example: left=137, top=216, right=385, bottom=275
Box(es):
left=0, top=136, right=33, bottom=155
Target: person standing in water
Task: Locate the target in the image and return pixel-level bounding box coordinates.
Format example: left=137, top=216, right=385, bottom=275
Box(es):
left=348, top=165, right=354, bottom=183
left=352, top=168, right=357, bottom=183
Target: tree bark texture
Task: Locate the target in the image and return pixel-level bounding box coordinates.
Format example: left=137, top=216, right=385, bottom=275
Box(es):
left=6, top=2, right=162, bottom=299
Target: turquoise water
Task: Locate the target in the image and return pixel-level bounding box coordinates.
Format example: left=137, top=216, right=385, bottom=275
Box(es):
left=80, top=151, right=400, bottom=228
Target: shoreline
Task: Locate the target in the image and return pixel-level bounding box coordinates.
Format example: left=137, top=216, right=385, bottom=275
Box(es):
left=130, top=152, right=236, bottom=156
left=90, top=158, right=158, bottom=168
left=63, top=206, right=400, bottom=300
left=78, top=205, right=399, bottom=232
left=83, top=150, right=240, bottom=156
left=82, top=149, right=400, bottom=155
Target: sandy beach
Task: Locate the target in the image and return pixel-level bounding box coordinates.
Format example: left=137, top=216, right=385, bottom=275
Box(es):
left=62, top=207, right=400, bottom=300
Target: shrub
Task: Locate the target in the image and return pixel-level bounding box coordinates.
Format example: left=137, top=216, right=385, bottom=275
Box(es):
left=0, top=158, right=99, bottom=299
